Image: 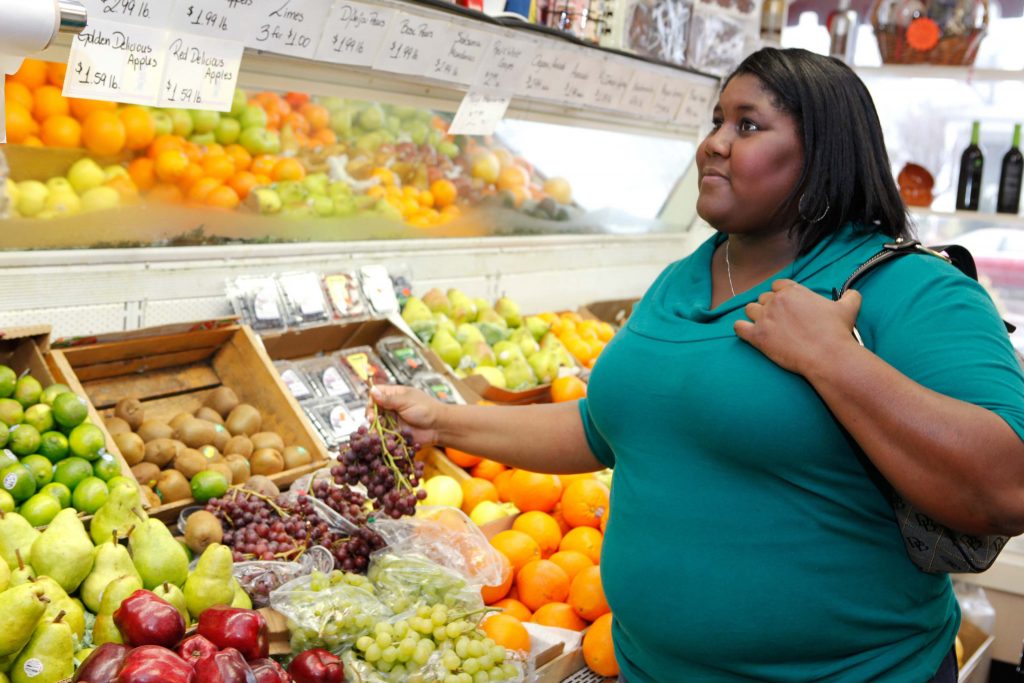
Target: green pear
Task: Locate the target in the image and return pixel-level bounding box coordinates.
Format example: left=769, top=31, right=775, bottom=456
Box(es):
left=528, top=349, right=557, bottom=384
left=492, top=341, right=525, bottom=367
left=0, top=653, right=16, bottom=674
left=478, top=307, right=508, bottom=330
left=455, top=323, right=485, bottom=346
left=81, top=531, right=140, bottom=613
left=474, top=319, right=509, bottom=346
left=433, top=313, right=456, bottom=338
left=460, top=341, right=496, bottom=368
left=129, top=518, right=189, bottom=589
left=30, top=509, right=94, bottom=594
left=90, top=483, right=144, bottom=545
left=9, top=551, right=34, bottom=586
left=510, top=327, right=541, bottom=357
left=0, top=512, right=40, bottom=571
left=28, top=577, right=84, bottom=642
left=473, top=298, right=491, bottom=317
left=494, top=296, right=523, bottom=328
left=524, top=315, right=552, bottom=341
left=0, top=558, right=9, bottom=593
left=502, top=358, right=538, bottom=391
left=153, top=581, right=188, bottom=625
left=11, top=611, right=73, bottom=683
left=409, top=319, right=437, bottom=344
left=471, top=367, right=507, bottom=389
left=446, top=289, right=477, bottom=324
left=540, top=332, right=563, bottom=351
left=183, top=543, right=235, bottom=618
left=430, top=329, right=462, bottom=368
left=0, top=670, right=9, bottom=681
left=230, top=578, right=252, bottom=609
left=0, top=584, right=49, bottom=657
left=92, top=574, right=142, bottom=645
left=401, top=297, right=433, bottom=324
left=421, top=289, right=450, bottom=316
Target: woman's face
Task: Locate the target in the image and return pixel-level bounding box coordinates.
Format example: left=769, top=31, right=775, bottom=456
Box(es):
left=695, top=74, right=804, bottom=236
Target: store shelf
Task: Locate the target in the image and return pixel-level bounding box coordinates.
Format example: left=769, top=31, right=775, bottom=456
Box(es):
left=855, top=65, right=1024, bottom=82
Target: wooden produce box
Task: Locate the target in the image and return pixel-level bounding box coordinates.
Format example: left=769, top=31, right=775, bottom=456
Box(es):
left=578, top=299, right=638, bottom=328
left=50, top=325, right=330, bottom=522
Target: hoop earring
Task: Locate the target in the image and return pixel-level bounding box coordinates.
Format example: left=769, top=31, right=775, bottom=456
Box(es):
left=798, top=194, right=830, bottom=224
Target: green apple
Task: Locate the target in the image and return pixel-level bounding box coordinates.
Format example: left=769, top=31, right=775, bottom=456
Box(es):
left=329, top=108, right=353, bottom=138
left=214, top=117, right=241, bottom=145
left=46, top=177, right=74, bottom=193
left=357, top=104, right=384, bottom=131
left=189, top=132, right=217, bottom=146
left=45, top=190, right=81, bottom=217
left=239, top=105, right=268, bottom=130
left=80, top=186, right=121, bottom=213
left=238, top=127, right=279, bottom=155
left=67, top=158, right=106, bottom=194
left=276, top=181, right=307, bottom=207
left=191, top=109, right=221, bottom=134
left=251, top=188, right=282, bottom=215
left=104, top=165, right=129, bottom=181
left=168, top=109, right=194, bottom=137
left=151, top=110, right=173, bottom=137
left=304, top=173, right=329, bottom=196
left=230, top=87, right=249, bottom=118
left=15, top=181, right=48, bottom=218
left=311, top=195, right=334, bottom=217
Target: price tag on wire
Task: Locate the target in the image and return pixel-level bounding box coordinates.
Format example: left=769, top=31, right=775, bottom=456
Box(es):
left=315, top=1, right=395, bottom=67
left=160, top=34, right=244, bottom=111
left=474, top=32, right=535, bottom=95
left=250, top=0, right=331, bottom=59
left=63, top=19, right=168, bottom=105
left=79, top=0, right=174, bottom=27
left=373, top=12, right=452, bottom=77
left=169, top=0, right=262, bottom=39
left=448, top=91, right=511, bottom=136
left=519, top=45, right=570, bottom=102
left=428, top=24, right=490, bottom=87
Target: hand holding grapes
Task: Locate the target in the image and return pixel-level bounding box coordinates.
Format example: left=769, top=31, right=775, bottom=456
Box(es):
left=369, top=385, right=444, bottom=448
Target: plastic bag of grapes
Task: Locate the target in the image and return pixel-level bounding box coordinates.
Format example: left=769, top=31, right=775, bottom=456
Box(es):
left=366, top=552, right=484, bottom=617
left=233, top=546, right=335, bottom=608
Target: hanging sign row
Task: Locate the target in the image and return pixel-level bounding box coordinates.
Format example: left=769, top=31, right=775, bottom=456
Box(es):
left=69, top=0, right=717, bottom=127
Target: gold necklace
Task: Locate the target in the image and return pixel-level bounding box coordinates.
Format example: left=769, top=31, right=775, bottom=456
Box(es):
left=725, top=240, right=737, bottom=297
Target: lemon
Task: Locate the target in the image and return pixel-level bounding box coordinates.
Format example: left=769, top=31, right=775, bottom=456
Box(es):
left=422, top=475, right=463, bottom=508
left=470, top=500, right=510, bottom=526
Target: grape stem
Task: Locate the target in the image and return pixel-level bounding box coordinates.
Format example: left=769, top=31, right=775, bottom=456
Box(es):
left=367, top=399, right=416, bottom=492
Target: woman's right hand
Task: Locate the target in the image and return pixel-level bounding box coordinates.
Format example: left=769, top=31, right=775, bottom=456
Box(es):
left=369, top=384, right=445, bottom=447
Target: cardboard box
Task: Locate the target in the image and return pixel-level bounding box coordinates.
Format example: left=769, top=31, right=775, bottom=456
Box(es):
left=50, top=324, right=330, bottom=522
left=578, top=299, right=638, bottom=327
left=958, top=617, right=994, bottom=683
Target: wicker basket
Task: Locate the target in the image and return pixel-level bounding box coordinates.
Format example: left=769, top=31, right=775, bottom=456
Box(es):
left=871, top=0, right=988, bottom=65
left=873, top=28, right=986, bottom=64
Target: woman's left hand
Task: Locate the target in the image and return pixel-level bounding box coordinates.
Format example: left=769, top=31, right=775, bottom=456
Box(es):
left=734, top=279, right=863, bottom=376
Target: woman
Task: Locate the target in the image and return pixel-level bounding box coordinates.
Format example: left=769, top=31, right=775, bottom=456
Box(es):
left=372, top=48, right=1024, bottom=681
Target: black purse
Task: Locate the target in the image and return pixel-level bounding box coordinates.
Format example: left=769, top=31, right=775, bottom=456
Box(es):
left=834, top=237, right=1015, bottom=574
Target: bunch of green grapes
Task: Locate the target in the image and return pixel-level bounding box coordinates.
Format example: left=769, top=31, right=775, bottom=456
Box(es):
left=276, top=570, right=390, bottom=654
left=367, top=553, right=482, bottom=615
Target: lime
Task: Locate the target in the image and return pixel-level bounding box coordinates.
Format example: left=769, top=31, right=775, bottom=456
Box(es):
left=0, top=422, right=7, bottom=449
left=53, top=457, right=93, bottom=491
left=0, top=398, right=24, bottom=426
left=0, top=448, right=17, bottom=471
left=190, top=470, right=229, bottom=503
left=20, top=455, right=53, bottom=488
left=7, top=424, right=41, bottom=456
left=39, top=383, right=71, bottom=406
left=0, top=489, right=14, bottom=512
left=52, top=393, right=88, bottom=430
left=23, top=404, right=54, bottom=434
left=92, top=454, right=121, bottom=481
left=19, top=492, right=61, bottom=526
left=71, top=476, right=109, bottom=514
left=0, top=365, right=16, bottom=398
left=38, top=431, right=69, bottom=463
left=40, top=481, right=71, bottom=508
left=13, top=375, right=42, bottom=408
left=68, top=423, right=105, bottom=461
left=1, top=463, right=36, bottom=503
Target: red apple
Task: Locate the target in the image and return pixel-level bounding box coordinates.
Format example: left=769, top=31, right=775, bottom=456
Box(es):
left=113, top=590, right=186, bottom=649
left=194, top=648, right=257, bottom=683
left=73, top=643, right=131, bottom=682
left=178, top=633, right=219, bottom=666
left=287, top=649, right=344, bottom=683
left=197, top=607, right=269, bottom=660
left=115, top=645, right=195, bottom=683
left=249, top=658, right=292, bottom=683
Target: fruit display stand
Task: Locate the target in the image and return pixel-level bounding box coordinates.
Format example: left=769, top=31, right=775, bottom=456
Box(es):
left=50, top=324, right=330, bottom=522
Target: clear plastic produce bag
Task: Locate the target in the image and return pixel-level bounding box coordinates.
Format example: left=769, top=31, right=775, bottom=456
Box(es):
left=233, top=546, right=335, bottom=607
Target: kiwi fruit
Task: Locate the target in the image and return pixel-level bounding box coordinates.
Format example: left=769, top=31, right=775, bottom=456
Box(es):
left=131, top=462, right=161, bottom=487
left=173, top=418, right=218, bottom=449
left=199, top=445, right=223, bottom=463
left=139, top=485, right=162, bottom=509
left=104, top=416, right=131, bottom=435
left=224, top=454, right=251, bottom=484
left=250, top=448, right=284, bottom=476
left=115, top=398, right=145, bottom=431
left=282, top=445, right=313, bottom=470
left=137, top=420, right=173, bottom=443
left=174, top=449, right=208, bottom=479
left=169, top=412, right=194, bottom=430
left=251, top=431, right=285, bottom=452
left=207, top=462, right=234, bottom=484
left=205, top=386, right=240, bottom=418
left=184, top=510, right=223, bottom=554
left=211, top=423, right=230, bottom=452
left=223, top=435, right=254, bottom=459
left=195, top=406, right=225, bottom=425
left=114, top=432, right=145, bottom=466
left=226, top=404, right=262, bottom=436
left=243, top=475, right=280, bottom=497
left=143, top=438, right=180, bottom=468
left=155, top=469, right=191, bottom=503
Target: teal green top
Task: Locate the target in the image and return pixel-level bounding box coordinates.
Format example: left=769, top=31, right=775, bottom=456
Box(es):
left=580, top=225, right=1024, bottom=682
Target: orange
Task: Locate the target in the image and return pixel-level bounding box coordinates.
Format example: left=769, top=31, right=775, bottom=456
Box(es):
left=119, top=106, right=156, bottom=151
left=46, top=62, right=66, bottom=88
left=513, top=511, right=563, bottom=558
left=205, top=185, right=240, bottom=209
left=494, top=468, right=516, bottom=503
left=69, top=98, right=117, bottom=122
left=21, top=136, right=43, bottom=147
left=154, top=149, right=190, bottom=182
left=187, top=177, right=222, bottom=204
left=507, top=470, right=563, bottom=513
left=311, top=128, right=337, bottom=146
left=446, top=447, right=482, bottom=469
left=551, top=376, right=587, bottom=403
left=177, top=163, right=204, bottom=192
left=39, top=115, right=81, bottom=148
left=549, top=550, right=594, bottom=583
left=481, top=613, right=531, bottom=653
left=227, top=171, right=260, bottom=200
left=283, top=111, right=310, bottom=135
left=430, top=179, right=458, bottom=208
left=596, top=322, right=615, bottom=342
left=496, top=164, right=530, bottom=192
left=560, top=526, right=603, bottom=565
left=5, top=80, right=34, bottom=110
left=583, top=613, right=619, bottom=675
left=225, top=144, right=252, bottom=171
left=460, top=477, right=498, bottom=515
left=148, top=183, right=184, bottom=204
left=490, top=530, right=540, bottom=575
left=493, top=598, right=532, bottom=622
left=10, top=59, right=47, bottom=90
left=600, top=503, right=610, bottom=534
left=128, top=157, right=157, bottom=192
left=480, top=551, right=513, bottom=604
left=250, top=154, right=278, bottom=178
left=560, top=479, right=610, bottom=529
left=32, top=86, right=69, bottom=121
left=299, top=103, right=329, bottom=131
left=516, top=559, right=570, bottom=611
left=531, top=602, right=587, bottom=631
left=550, top=503, right=573, bottom=535
left=105, top=175, right=139, bottom=203
left=4, top=102, right=38, bottom=144
left=183, top=142, right=202, bottom=164
left=82, top=110, right=126, bottom=156
left=284, top=91, right=309, bottom=109
left=568, top=565, right=609, bottom=621
left=471, top=458, right=506, bottom=481
left=147, top=134, right=185, bottom=159
left=559, top=473, right=596, bottom=487
left=202, top=155, right=236, bottom=181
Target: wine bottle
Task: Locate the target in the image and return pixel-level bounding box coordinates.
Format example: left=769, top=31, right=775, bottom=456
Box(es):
left=997, top=123, right=1022, bottom=214
left=956, top=121, right=984, bottom=211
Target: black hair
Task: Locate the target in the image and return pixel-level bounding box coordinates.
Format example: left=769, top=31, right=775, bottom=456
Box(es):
left=724, top=48, right=912, bottom=254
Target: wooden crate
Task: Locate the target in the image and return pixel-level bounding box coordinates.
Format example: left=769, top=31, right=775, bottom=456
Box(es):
left=50, top=325, right=330, bottom=522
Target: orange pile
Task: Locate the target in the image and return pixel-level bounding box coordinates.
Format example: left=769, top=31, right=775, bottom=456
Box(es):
left=364, top=170, right=461, bottom=228
left=536, top=312, right=616, bottom=369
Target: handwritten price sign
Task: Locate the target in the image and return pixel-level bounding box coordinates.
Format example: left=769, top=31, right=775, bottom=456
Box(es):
left=448, top=91, right=511, bottom=136
left=519, top=46, right=570, bottom=102
left=251, top=0, right=330, bottom=58
left=170, top=0, right=261, bottom=39
left=561, top=52, right=601, bottom=105
left=373, top=13, right=452, bottom=76
left=160, top=34, right=243, bottom=111
left=315, top=1, right=394, bottom=67
left=79, top=0, right=173, bottom=27
left=592, top=58, right=634, bottom=111
left=429, top=26, right=490, bottom=86
left=63, top=19, right=168, bottom=105
left=474, top=34, right=535, bottom=95
left=620, top=68, right=660, bottom=116
left=676, top=85, right=716, bottom=129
